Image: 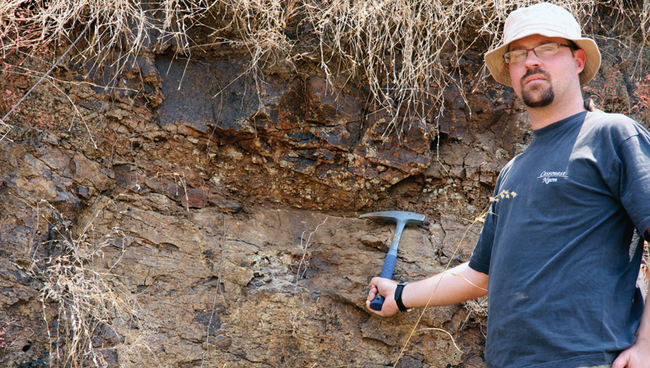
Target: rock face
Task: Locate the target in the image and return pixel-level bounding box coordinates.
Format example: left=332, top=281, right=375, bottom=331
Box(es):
left=1, top=8, right=648, bottom=368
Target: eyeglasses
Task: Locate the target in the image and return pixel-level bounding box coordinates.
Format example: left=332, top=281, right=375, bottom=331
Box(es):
left=503, top=43, right=574, bottom=64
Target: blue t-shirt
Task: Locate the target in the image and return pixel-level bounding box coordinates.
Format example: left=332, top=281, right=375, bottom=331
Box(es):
left=469, top=111, right=650, bottom=368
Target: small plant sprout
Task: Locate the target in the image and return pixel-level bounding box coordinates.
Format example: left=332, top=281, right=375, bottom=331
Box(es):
left=296, top=217, right=327, bottom=281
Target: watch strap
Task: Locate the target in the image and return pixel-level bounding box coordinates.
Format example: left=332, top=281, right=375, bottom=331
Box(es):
left=394, top=281, right=409, bottom=313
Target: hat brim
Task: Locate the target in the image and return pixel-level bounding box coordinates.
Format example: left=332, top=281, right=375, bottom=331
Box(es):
left=484, top=33, right=601, bottom=87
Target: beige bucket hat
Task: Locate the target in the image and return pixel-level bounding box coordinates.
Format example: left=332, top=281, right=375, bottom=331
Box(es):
left=484, top=3, right=601, bottom=87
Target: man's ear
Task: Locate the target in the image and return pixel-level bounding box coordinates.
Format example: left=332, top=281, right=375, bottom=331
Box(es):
left=574, top=49, right=586, bottom=74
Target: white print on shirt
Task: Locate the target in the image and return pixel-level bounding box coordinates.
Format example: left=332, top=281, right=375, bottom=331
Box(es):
left=537, top=171, right=568, bottom=184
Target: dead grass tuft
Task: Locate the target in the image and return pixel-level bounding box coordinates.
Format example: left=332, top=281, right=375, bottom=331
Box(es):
left=5, top=1, right=650, bottom=134
left=0, top=0, right=212, bottom=99
left=28, top=199, right=145, bottom=368
left=204, top=0, right=606, bottom=131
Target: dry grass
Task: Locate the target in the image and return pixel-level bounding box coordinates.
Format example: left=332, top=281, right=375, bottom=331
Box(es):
left=201, top=0, right=620, bottom=132
left=0, top=0, right=209, bottom=64
left=28, top=199, right=144, bottom=368
left=0, top=0, right=212, bottom=131
left=4, top=1, right=650, bottom=134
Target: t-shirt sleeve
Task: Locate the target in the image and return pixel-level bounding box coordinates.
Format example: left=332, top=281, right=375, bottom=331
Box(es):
left=469, top=200, right=497, bottom=275
left=468, top=161, right=515, bottom=275
left=617, top=127, right=650, bottom=240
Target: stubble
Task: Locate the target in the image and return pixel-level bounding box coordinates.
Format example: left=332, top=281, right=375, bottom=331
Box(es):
left=520, top=68, right=554, bottom=108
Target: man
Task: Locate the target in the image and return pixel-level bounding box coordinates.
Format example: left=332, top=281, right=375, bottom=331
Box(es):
left=366, top=3, right=650, bottom=368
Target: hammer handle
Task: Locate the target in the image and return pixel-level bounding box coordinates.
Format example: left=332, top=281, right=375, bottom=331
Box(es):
left=369, top=221, right=406, bottom=311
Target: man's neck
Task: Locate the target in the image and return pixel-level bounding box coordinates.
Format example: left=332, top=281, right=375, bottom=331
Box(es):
left=526, top=99, right=587, bottom=130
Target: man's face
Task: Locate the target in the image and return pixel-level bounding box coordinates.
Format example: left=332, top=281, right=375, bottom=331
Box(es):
left=507, top=35, right=585, bottom=108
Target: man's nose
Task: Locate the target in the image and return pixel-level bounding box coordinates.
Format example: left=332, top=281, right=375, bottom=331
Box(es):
left=524, top=49, right=542, bottom=67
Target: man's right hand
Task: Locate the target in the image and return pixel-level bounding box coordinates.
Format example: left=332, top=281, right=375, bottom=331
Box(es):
left=366, top=277, right=400, bottom=317
left=366, top=262, right=488, bottom=317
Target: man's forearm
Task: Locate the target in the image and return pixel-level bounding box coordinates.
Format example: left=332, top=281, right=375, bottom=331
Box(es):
left=401, top=262, right=489, bottom=309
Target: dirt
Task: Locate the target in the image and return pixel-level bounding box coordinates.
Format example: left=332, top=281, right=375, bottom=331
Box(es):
left=1, top=9, right=650, bottom=368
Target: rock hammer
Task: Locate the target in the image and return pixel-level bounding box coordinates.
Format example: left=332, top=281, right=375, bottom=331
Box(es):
left=361, top=210, right=426, bottom=311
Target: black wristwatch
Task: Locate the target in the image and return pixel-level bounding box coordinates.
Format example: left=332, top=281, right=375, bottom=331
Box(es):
left=394, top=281, right=409, bottom=313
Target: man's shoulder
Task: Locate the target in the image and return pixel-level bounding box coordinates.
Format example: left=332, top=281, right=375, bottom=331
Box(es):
left=585, top=110, right=636, bottom=126
left=583, top=111, right=647, bottom=141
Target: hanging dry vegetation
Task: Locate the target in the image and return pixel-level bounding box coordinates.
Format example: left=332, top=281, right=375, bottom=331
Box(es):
left=3, top=0, right=649, bottom=133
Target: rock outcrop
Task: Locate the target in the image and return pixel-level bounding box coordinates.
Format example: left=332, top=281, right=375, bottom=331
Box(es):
left=1, top=5, right=649, bottom=367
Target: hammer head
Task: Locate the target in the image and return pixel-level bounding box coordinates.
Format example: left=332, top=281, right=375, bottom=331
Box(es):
left=360, top=211, right=426, bottom=226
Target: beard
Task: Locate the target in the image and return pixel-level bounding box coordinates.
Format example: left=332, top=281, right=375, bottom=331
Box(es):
left=520, top=68, right=554, bottom=108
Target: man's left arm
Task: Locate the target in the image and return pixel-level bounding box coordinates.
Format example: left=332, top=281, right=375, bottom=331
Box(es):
left=612, top=227, right=650, bottom=368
